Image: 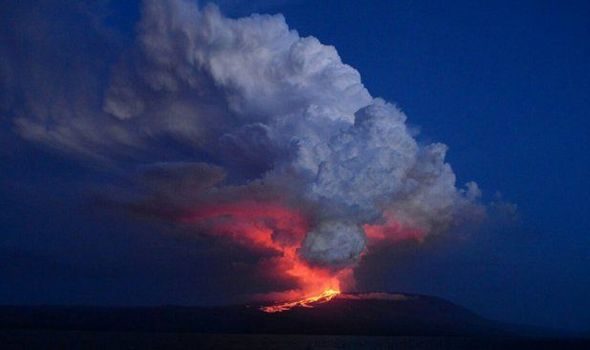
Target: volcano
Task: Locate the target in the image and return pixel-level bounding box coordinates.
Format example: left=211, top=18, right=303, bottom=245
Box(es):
left=2, top=292, right=586, bottom=349
left=0, top=292, right=520, bottom=336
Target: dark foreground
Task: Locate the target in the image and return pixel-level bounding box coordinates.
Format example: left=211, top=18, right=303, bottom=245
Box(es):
left=1, top=330, right=588, bottom=350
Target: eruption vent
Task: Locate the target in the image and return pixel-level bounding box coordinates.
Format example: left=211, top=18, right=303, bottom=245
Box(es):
left=8, top=0, right=485, bottom=301
left=261, top=288, right=341, bottom=313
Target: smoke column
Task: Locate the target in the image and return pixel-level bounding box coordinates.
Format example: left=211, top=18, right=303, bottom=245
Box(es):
left=9, top=0, right=484, bottom=300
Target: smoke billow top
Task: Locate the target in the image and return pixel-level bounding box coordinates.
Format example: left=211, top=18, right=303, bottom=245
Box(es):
left=7, top=0, right=484, bottom=298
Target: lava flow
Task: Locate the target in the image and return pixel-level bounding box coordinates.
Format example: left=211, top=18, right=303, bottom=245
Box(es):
left=260, top=288, right=341, bottom=313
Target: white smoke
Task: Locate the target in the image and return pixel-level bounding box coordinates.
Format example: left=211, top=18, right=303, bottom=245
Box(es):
left=8, top=0, right=483, bottom=268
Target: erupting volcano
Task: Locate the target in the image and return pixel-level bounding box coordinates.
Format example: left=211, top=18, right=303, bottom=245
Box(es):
left=7, top=0, right=590, bottom=345
left=9, top=0, right=485, bottom=306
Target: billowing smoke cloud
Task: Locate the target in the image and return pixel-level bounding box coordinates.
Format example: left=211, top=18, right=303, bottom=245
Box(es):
left=4, top=0, right=484, bottom=297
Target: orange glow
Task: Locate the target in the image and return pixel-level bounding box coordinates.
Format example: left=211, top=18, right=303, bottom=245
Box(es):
left=260, top=288, right=341, bottom=313
left=182, top=201, right=350, bottom=300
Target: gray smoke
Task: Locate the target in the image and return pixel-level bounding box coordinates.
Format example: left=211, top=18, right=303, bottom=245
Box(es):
left=301, top=221, right=366, bottom=267
left=6, top=0, right=483, bottom=268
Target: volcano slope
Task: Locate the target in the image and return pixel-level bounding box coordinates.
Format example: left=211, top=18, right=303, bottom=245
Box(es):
left=0, top=292, right=545, bottom=335
left=1, top=292, right=587, bottom=349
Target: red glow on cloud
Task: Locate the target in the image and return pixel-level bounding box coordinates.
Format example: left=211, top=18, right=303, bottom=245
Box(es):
left=179, top=203, right=424, bottom=306
left=181, top=201, right=350, bottom=301
left=363, top=211, right=426, bottom=245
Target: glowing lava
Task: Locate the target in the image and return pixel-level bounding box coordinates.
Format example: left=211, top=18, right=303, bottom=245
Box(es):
left=260, top=288, right=341, bottom=313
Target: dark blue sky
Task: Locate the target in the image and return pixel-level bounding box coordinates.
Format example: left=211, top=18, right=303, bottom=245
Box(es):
left=1, top=0, right=589, bottom=332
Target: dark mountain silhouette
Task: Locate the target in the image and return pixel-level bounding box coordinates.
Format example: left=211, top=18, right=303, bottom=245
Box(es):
left=0, top=292, right=553, bottom=336
left=0, top=292, right=587, bottom=349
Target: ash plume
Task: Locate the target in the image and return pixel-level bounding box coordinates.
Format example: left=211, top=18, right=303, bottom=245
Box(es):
left=4, top=0, right=485, bottom=295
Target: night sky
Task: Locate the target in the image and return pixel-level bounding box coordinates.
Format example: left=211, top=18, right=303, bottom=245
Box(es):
left=1, top=0, right=589, bottom=332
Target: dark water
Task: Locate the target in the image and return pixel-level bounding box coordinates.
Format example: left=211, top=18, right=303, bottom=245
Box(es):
left=1, top=330, right=588, bottom=350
